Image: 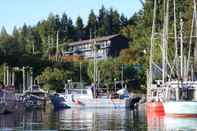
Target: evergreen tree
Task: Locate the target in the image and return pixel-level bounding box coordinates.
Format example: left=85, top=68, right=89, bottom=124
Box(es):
left=111, top=9, right=121, bottom=34
left=0, top=26, right=8, bottom=37
left=86, top=10, right=97, bottom=38
left=60, top=13, right=69, bottom=42
left=97, top=5, right=107, bottom=36
left=75, top=16, right=84, bottom=40
left=120, top=14, right=128, bottom=27
left=67, top=18, right=76, bottom=41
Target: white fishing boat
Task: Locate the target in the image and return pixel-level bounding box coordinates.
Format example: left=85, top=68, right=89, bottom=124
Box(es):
left=161, top=0, right=197, bottom=116
left=147, top=0, right=197, bottom=116
left=61, top=87, right=132, bottom=108
left=50, top=82, right=140, bottom=109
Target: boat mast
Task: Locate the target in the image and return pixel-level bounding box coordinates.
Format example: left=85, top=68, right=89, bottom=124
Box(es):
left=147, top=0, right=157, bottom=101
left=186, top=0, right=197, bottom=81
left=162, top=0, right=169, bottom=84
left=91, top=29, right=97, bottom=98
left=173, top=0, right=178, bottom=77
left=149, top=0, right=157, bottom=86
left=194, top=0, right=197, bottom=78
left=93, top=36, right=97, bottom=85
left=180, top=19, right=184, bottom=80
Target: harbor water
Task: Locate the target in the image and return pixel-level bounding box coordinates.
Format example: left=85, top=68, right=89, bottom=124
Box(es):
left=1, top=105, right=197, bottom=131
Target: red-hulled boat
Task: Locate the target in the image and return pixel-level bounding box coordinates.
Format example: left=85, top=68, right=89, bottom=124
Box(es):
left=146, top=102, right=164, bottom=115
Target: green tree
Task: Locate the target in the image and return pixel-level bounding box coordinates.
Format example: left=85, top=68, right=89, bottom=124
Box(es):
left=36, top=67, right=74, bottom=92
left=111, top=9, right=121, bottom=34
left=86, top=10, right=97, bottom=38
left=75, top=16, right=84, bottom=40
left=120, top=14, right=128, bottom=27
left=0, top=26, right=8, bottom=37
left=0, top=35, right=22, bottom=56
left=87, top=59, right=121, bottom=88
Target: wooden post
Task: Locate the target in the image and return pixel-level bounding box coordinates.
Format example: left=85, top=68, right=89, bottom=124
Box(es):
left=3, top=63, right=6, bottom=86
left=11, top=70, right=15, bottom=86
left=22, top=67, right=25, bottom=93
left=30, top=68, right=33, bottom=91
left=6, top=65, right=9, bottom=86
left=26, top=69, right=30, bottom=90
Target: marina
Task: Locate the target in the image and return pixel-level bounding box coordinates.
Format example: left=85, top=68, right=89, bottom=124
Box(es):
left=0, top=0, right=197, bottom=130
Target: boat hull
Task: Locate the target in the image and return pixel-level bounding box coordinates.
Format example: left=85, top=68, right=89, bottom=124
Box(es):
left=50, top=94, right=136, bottom=109
left=163, top=101, right=197, bottom=117
left=50, top=94, right=70, bottom=109
left=146, top=102, right=165, bottom=115
left=64, top=98, right=131, bottom=108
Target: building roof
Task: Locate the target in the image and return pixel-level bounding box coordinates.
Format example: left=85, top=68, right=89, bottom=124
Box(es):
left=66, top=34, right=119, bottom=47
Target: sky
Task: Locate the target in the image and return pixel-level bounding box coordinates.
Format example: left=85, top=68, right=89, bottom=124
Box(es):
left=0, top=0, right=142, bottom=34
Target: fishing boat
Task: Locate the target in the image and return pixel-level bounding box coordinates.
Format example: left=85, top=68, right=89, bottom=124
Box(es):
left=147, top=0, right=197, bottom=116
left=162, top=0, right=197, bottom=116
left=21, top=84, right=47, bottom=110
left=0, top=86, right=17, bottom=114
left=50, top=82, right=139, bottom=109
left=146, top=0, right=165, bottom=115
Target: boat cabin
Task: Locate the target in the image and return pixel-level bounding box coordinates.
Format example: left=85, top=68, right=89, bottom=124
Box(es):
left=65, top=87, right=94, bottom=99
left=165, top=81, right=197, bottom=101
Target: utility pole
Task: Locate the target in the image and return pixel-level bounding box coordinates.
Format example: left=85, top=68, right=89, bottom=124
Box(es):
left=56, top=30, right=59, bottom=61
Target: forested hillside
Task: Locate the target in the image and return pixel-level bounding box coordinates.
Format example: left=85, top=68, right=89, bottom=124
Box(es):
left=0, top=1, right=196, bottom=92
left=0, top=6, right=129, bottom=58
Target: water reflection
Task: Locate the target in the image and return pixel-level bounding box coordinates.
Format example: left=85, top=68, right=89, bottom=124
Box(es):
left=0, top=106, right=147, bottom=131
left=56, top=108, right=146, bottom=131
left=0, top=108, right=57, bottom=131
left=147, top=113, right=197, bottom=131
